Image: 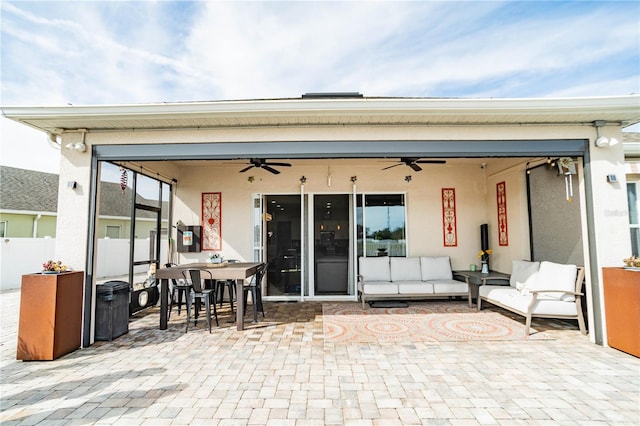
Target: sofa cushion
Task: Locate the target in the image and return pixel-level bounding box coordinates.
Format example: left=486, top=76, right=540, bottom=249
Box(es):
left=420, top=256, right=453, bottom=281
left=361, top=281, right=398, bottom=295
left=432, top=280, right=468, bottom=294
left=359, top=256, right=391, bottom=282
left=510, top=260, right=540, bottom=289
left=390, top=257, right=422, bottom=281
left=398, top=281, right=434, bottom=294
left=533, top=261, right=577, bottom=301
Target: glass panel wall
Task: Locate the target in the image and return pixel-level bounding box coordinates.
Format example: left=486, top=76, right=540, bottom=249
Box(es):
left=357, top=194, right=406, bottom=257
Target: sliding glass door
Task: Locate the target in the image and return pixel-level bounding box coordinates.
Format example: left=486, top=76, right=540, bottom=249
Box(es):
left=313, top=194, right=350, bottom=295
left=264, top=195, right=302, bottom=296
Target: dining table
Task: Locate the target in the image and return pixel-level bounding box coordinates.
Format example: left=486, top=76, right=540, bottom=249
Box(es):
left=155, top=262, right=263, bottom=331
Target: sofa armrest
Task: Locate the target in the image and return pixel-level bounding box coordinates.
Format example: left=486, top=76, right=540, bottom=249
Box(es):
left=480, top=276, right=510, bottom=286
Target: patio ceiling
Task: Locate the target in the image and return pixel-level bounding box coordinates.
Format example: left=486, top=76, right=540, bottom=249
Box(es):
left=3, top=95, right=639, bottom=135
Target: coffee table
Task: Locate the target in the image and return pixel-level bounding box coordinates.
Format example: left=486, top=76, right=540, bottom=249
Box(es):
left=453, top=270, right=510, bottom=305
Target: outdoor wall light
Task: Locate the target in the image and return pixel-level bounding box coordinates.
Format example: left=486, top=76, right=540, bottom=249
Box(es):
left=64, top=142, right=87, bottom=152
left=300, top=176, right=307, bottom=184
left=594, top=120, right=620, bottom=148
left=350, top=176, right=357, bottom=183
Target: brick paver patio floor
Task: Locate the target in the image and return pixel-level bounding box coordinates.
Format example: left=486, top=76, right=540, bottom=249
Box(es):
left=1, top=288, right=638, bottom=425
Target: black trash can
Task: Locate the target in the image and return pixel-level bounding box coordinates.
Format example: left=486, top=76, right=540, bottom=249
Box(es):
left=95, top=281, right=130, bottom=341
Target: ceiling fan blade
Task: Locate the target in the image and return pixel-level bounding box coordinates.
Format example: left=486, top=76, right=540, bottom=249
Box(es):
left=262, top=165, right=281, bottom=174
left=415, top=159, right=447, bottom=164
left=381, top=163, right=402, bottom=170
left=409, top=163, right=423, bottom=172
left=239, top=165, right=254, bottom=173
left=265, top=162, right=291, bottom=167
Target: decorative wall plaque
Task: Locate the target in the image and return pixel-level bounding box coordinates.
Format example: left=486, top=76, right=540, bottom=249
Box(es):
left=202, top=192, right=222, bottom=251
left=442, top=188, right=457, bottom=247
left=497, top=182, right=508, bottom=246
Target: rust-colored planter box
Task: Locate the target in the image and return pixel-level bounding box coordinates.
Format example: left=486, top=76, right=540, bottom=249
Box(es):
left=603, top=267, right=640, bottom=358
left=17, top=271, right=84, bottom=361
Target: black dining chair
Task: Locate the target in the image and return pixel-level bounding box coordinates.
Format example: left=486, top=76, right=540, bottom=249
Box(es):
left=182, top=269, right=218, bottom=333
left=165, top=263, right=190, bottom=320
left=243, top=262, right=268, bottom=323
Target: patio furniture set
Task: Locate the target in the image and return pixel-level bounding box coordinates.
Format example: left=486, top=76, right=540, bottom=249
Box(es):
left=156, top=262, right=267, bottom=332
left=358, top=256, right=586, bottom=335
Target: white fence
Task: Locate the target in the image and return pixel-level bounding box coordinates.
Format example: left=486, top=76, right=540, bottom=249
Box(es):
left=0, top=238, right=167, bottom=290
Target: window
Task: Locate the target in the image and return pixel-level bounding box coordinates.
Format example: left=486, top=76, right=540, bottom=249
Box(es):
left=357, top=194, right=406, bottom=257
left=0, top=221, right=6, bottom=238
left=628, top=182, right=639, bottom=255
left=105, top=225, right=121, bottom=239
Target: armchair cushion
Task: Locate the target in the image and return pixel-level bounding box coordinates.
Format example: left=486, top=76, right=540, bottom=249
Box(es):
left=420, top=256, right=453, bottom=281
left=533, top=261, right=577, bottom=301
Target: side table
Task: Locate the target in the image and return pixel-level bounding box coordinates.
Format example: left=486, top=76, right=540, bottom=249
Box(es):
left=453, top=270, right=510, bottom=306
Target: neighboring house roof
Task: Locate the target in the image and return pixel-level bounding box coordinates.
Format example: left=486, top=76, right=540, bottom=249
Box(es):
left=0, top=166, right=160, bottom=217
left=0, top=166, right=58, bottom=213
left=3, top=95, right=639, bottom=135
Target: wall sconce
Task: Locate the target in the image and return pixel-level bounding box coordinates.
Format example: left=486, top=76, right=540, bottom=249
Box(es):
left=65, top=142, right=87, bottom=152
left=350, top=176, right=357, bottom=183
left=404, top=175, right=412, bottom=182
left=66, top=180, right=77, bottom=189
left=300, top=176, right=307, bottom=184
left=594, top=120, right=620, bottom=148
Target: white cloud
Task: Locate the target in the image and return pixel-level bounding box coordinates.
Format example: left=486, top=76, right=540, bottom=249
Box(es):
left=1, top=1, right=638, bottom=171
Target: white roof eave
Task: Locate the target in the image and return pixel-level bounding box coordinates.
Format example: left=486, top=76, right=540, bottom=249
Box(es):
left=2, top=95, right=639, bottom=134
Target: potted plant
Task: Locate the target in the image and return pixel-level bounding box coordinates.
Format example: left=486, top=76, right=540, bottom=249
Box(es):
left=477, top=249, right=492, bottom=274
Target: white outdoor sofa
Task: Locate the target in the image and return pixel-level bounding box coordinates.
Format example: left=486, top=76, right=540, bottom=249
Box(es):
left=357, top=256, right=470, bottom=308
left=478, top=260, right=586, bottom=335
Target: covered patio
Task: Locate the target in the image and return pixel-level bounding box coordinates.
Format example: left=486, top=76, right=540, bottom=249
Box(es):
left=2, top=94, right=639, bottom=350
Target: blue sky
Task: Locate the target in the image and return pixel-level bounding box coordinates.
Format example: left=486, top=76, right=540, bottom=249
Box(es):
left=1, top=1, right=639, bottom=172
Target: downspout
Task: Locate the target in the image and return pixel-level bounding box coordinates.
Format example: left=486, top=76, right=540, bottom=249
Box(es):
left=32, top=214, right=42, bottom=238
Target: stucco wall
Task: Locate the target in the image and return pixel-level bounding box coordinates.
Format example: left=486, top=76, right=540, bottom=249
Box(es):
left=170, top=158, right=530, bottom=272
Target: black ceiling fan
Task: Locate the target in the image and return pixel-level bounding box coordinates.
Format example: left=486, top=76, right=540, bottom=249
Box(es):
left=239, top=158, right=292, bottom=174
left=382, top=157, right=446, bottom=172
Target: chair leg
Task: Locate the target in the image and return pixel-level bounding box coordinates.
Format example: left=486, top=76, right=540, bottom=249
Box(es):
left=168, top=287, right=175, bottom=321
left=525, top=314, right=532, bottom=336
left=251, top=287, right=258, bottom=323
left=210, top=292, right=219, bottom=327
left=204, top=297, right=212, bottom=333
left=185, top=294, right=192, bottom=333
left=256, top=285, right=264, bottom=317
left=577, top=312, right=587, bottom=335
left=227, top=281, right=235, bottom=315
